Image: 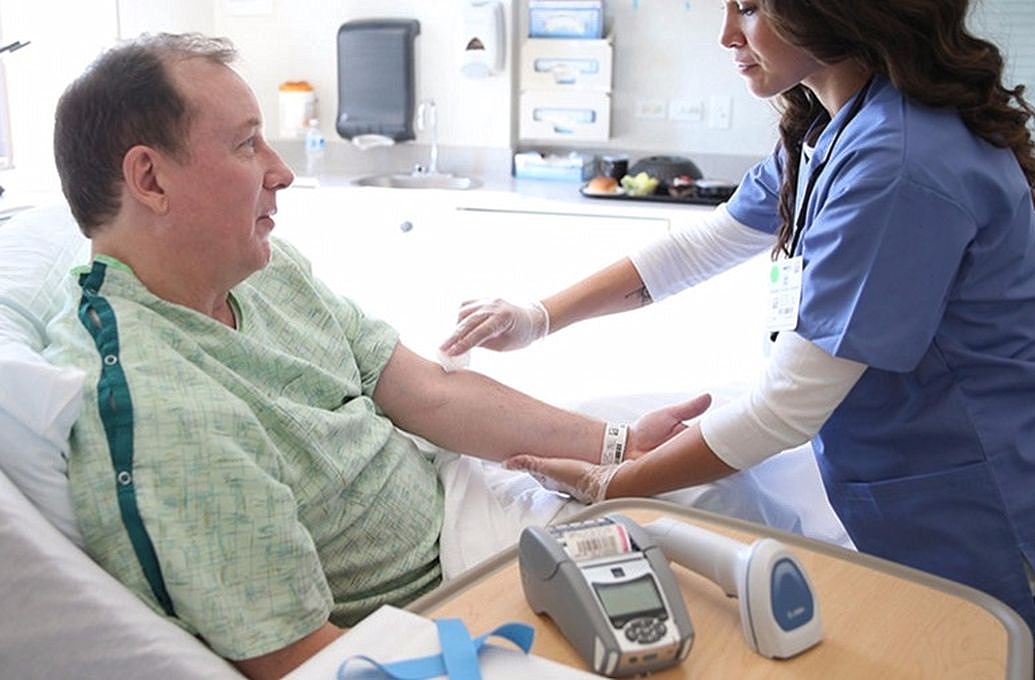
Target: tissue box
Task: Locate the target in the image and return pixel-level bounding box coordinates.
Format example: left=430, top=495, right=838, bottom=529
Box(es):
left=529, top=0, right=604, bottom=39
left=513, top=151, right=594, bottom=181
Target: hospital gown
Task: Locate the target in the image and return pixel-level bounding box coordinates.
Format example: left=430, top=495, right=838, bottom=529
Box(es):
left=44, top=241, right=444, bottom=660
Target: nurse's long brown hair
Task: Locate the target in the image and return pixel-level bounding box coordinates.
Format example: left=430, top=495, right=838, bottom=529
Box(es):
left=759, top=0, right=1035, bottom=258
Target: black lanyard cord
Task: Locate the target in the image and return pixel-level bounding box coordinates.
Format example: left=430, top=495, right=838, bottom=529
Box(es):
left=788, top=76, right=876, bottom=257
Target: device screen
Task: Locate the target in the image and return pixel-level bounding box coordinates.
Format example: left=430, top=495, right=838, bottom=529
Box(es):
left=594, top=574, right=665, bottom=627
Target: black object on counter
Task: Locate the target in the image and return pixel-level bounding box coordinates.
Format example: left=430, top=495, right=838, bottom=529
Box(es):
left=336, top=19, right=421, bottom=142
left=627, top=155, right=703, bottom=185
left=588, top=154, right=733, bottom=205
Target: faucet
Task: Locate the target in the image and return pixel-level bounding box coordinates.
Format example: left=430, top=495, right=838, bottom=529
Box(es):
left=415, top=99, right=438, bottom=176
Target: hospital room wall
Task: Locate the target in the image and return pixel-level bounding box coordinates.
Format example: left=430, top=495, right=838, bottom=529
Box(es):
left=1, top=0, right=784, bottom=182
left=196, top=1, right=1035, bottom=160
left=0, top=1, right=1029, bottom=192
left=0, top=0, right=213, bottom=188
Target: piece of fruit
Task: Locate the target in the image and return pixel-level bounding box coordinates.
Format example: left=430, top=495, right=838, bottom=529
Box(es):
left=620, top=171, right=659, bottom=196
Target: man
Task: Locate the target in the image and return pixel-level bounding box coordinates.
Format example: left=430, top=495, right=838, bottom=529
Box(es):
left=44, top=33, right=705, bottom=678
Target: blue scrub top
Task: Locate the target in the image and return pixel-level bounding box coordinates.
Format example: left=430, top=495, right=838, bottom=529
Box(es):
left=728, top=75, right=1035, bottom=631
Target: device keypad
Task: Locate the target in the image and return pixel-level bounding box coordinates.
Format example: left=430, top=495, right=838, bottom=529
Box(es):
left=624, top=617, right=668, bottom=644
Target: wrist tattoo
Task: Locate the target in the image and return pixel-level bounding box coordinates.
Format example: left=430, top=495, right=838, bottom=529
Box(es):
left=625, top=286, right=653, bottom=307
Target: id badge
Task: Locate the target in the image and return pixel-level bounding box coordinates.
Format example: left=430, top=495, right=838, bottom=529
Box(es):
left=766, top=256, right=802, bottom=333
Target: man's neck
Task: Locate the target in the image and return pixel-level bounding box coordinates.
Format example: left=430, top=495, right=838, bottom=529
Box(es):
left=90, top=237, right=238, bottom=328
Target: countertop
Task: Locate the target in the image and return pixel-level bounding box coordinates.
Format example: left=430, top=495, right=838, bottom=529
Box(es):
left=0, top=140, right=764, bottom=222
left=273, top=139, right=762, bottom=220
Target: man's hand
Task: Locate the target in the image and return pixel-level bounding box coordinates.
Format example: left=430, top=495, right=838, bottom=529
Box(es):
left=503, top=393, right=713, bottom=503
left=625, top=393, right=712, bottom=459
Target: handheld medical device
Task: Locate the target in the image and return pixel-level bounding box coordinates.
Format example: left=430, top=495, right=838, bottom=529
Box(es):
left=644, top=516, right=822, bottom=659
left=518, top=515, right=694, bottom=677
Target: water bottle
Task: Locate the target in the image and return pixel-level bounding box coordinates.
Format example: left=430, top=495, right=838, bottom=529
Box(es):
left=304, top=118, right=326, bottom=176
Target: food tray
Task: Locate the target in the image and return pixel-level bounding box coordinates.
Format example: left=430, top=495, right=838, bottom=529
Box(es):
left=579, top=183, right=736, bottom=206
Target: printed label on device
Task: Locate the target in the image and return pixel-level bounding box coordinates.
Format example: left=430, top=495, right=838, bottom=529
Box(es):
left=560, top=523, right=632, bottom=562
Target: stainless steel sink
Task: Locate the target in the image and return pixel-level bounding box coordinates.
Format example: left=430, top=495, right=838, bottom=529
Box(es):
left=353, top=173, right=482, bottom=190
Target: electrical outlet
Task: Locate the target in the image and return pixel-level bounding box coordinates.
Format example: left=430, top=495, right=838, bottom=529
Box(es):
left=669, top=98, right=705, bottom=122
left=708, top=95, right=733, bottom=129
left=635, top=98, right=667, bottom=120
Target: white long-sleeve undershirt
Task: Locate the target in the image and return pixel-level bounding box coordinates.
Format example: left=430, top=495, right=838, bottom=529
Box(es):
left=629, top=203, right=773, bottom=302
left=629, top=204, right=867, bottom=470
left=700, top=330, right=866, bottom=470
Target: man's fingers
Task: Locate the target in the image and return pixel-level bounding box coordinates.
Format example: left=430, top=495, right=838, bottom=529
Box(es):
left=669, top=393, right=712, bottom=421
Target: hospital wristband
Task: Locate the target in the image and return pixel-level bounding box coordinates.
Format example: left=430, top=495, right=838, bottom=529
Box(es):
left=600, top=423, right=629, bottom=466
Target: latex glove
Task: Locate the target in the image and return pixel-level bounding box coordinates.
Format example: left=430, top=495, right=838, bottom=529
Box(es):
left=505, top=456, right=624, bottom=504
left=505, top=394, right=713, bottom=503
left=439, top=298, right=549, bottom=356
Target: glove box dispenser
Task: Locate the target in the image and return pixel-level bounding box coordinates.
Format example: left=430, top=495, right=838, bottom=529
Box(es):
left=518, top=35, right=612, bottom=143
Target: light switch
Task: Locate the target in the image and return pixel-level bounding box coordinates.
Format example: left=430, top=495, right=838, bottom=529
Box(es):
left=635, top=98, right=667, bottom=119
left=708, top=95, right=733, bottom=129
left=669, top=98, right=704, bottom=122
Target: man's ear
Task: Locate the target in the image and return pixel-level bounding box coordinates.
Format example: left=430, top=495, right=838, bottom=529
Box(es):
left=122, top=145, right=169, bottom=215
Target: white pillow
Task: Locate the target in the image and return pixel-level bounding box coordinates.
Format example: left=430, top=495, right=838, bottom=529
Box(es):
left=0, top=203, right=90, bottom=545
left=0, top=466, right=241, bottom=678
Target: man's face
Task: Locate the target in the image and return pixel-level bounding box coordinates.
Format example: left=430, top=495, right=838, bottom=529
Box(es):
left=161, top=58, right=294, bottom=286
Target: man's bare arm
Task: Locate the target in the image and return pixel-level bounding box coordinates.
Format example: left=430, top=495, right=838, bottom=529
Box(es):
left=233, top=622, right=343, bottom=679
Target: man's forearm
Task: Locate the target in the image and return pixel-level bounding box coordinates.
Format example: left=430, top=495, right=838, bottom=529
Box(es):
left=374, top=343, right=605, bottom=463
left=233, top=622, right=343, bottom=679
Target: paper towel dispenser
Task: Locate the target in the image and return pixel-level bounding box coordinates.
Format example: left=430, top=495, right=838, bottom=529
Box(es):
left=336, top=19, right=421, bottom=142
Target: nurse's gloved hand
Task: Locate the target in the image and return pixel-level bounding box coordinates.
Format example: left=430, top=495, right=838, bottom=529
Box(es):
left=504, top=456, right=624, bottom=504
left=438, top=298, right=549, bottom=356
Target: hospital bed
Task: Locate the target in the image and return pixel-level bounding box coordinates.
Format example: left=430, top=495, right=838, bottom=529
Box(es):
left=0, top=202, right=849, bottom=676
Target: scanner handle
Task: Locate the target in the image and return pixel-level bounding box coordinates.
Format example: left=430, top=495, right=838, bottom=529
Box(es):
left=643, top=517, right=745, bottom=597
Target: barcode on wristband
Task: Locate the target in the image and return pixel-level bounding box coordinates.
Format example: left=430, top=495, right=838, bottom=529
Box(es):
left=600, top=423, right=628, bottom=465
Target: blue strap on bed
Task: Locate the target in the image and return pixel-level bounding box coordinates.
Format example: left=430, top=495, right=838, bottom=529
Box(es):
left=336, top=618, right=534, bottom=679
left=77, top=261, right=176, bottom=618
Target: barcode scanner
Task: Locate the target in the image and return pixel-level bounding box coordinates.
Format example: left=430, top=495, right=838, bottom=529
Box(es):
left=644, top=516, right=823, bottom=659
left=519, top=514, right=822, bottom=677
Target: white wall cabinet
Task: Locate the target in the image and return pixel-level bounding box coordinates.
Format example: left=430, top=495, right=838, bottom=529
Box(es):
left=275, top=186, right=452, bottom=341
left=275, top=186, right=769, bottom=405
left=518, top=36, right=613, bottom=144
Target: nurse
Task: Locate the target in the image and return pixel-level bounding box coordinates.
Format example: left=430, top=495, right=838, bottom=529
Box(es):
left=441, top=1, right=1035, bottom=632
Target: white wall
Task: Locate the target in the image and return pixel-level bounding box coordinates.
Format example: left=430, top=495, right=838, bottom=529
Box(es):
left=599, top=0, right=778, bottom=158
left=1, top=0, right=1029, bottom=190
left=212, top=0, right=517, bottom=152
left=118, top=0, right=214, bottom=36
left=207, top=0, right=780, bottom=157
left=0, top=0, right=118, bottom=188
